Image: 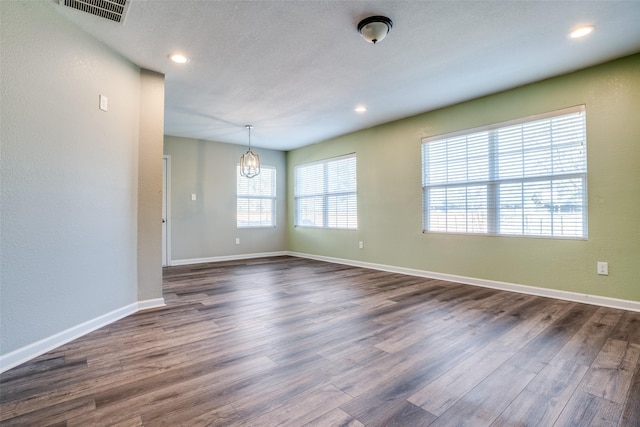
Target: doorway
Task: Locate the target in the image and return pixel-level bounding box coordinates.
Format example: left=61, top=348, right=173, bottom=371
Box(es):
left=162, top=155, right=171, bottom=266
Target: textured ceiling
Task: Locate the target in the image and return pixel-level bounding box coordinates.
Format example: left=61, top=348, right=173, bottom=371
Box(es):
left=52, top=0, right=640, bottom=151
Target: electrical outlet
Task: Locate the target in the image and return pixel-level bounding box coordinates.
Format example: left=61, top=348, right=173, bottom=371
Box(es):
left=191, top=193, right=196, bottom=201
left=235, top=238, right=240, bottom=245
left=597, top=261, right=608, bottom=276
left=359, top=241, right=364, bottom=249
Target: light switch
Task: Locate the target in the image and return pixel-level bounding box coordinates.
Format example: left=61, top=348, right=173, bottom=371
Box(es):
left=191, top=194, right=196, bottom=201
left=99, top=94, right=108, bottom=111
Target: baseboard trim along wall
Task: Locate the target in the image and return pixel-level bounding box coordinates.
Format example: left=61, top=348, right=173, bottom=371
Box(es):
left=137, top=298, right=166, bottom=311
left=0, top=298, right=166, bottom=374
left=6, top=250, right=637, bottom=373
left=170, top=251, right=288, bottom=266
left=288, top=252, right=640, bottom=313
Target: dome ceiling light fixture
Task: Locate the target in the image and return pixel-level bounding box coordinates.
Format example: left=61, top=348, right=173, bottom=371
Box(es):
left=357, top=16, right=393, bottom=44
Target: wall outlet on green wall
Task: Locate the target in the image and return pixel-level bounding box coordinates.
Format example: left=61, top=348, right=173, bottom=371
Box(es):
left=597, top=262, right=608, bottom=276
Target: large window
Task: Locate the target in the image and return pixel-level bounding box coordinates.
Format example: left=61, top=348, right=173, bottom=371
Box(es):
left=237, top=165, right=276, bottom=228
left=295, top=154, right=357, bottom=229
left=422, top=105, right=587, bottom=238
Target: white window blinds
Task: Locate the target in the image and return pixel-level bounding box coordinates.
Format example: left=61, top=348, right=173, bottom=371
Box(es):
left=237, top=165, right=276, bottom=227
left=295, top=154, right=357, bottom=229
left=422, top=105, right=587, bottom=238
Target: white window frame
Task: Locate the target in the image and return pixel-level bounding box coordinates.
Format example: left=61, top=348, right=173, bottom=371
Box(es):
left=422, top=105, right=588, bottom=239
left=236, top=165, right=276, bottom=228
left=294, top=154, right=357, bottom=229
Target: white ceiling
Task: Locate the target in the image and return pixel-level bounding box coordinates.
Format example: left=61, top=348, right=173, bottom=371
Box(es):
left=52, top=0, right=640, bottom=151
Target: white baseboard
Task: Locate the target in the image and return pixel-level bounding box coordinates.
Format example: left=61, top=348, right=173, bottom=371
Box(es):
left=0, top=303, right=137, bottom=373
left=5, top=252, right=636, bottom=374
left=288, top=251, right=640, bottom=313
left=138, top=297, right=166, bottom=311
left=170, top=251, right=288, bottom=266
left=0, top=298, right=166, bottom=374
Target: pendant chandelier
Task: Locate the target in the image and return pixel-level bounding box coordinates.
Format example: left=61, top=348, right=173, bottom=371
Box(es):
left=240, top=124, right=260, bottom=178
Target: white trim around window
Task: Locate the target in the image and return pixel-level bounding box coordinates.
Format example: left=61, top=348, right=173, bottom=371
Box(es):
left=237, top=165, right=276, bottom=228
left=422, top=105, right=588, bottom=239
left=294, top=153, right=357, bottom=229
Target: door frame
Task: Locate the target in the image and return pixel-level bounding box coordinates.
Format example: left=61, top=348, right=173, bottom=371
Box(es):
left=162, top=155, right=172, bottom=267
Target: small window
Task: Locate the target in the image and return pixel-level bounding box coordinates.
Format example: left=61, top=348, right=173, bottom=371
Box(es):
left=422, top=105, right=587, bottom=238
left=237, top=165, right=276, bottom=228
left=295, top=154, right=357, bottom=229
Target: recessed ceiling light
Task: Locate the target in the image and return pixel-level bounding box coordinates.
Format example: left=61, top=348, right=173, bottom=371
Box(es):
left=569, top=25, right=595, bottom=39
left=169, top=53, right=189, bottom=64
left=354, top=105, right=367, bottom=113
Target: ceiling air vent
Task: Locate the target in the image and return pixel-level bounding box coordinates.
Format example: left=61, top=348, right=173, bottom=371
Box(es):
left=61, top=0, right=130, bottom=24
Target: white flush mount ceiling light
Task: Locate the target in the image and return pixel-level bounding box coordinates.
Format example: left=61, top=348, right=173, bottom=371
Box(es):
left=240, top=125, right=260, bottom=178
left=354, top=105, right=367, bottom=113
left=357, top=16, right=393, bottom=44
left=569, top=25, right=595, bottom=39
left=169, top=53, right=189, bottom=63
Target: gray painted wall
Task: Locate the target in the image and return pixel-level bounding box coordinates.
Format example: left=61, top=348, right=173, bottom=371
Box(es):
left=137, top=70, right=165, bottom=301
left=164, top=136, right=287, bottom=261
left=0, top=1, right=162, bottom=356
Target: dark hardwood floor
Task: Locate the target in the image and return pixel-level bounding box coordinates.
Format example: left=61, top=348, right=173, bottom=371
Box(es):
left=1, top=256, right=639, bottom=426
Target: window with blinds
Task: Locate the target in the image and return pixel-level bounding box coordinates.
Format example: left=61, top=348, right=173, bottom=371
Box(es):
left=237, top=165, right=276, bottom=227
left=422, top=105, right=587, bottom=238
left=294, top=154, right=357, bottom=229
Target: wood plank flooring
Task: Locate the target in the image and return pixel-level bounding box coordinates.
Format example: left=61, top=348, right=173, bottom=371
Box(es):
left=1, top=256, right=639, bottom=426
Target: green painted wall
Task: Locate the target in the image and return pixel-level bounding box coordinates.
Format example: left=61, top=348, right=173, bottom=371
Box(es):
left=287, top=54, right=640, bottom=303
